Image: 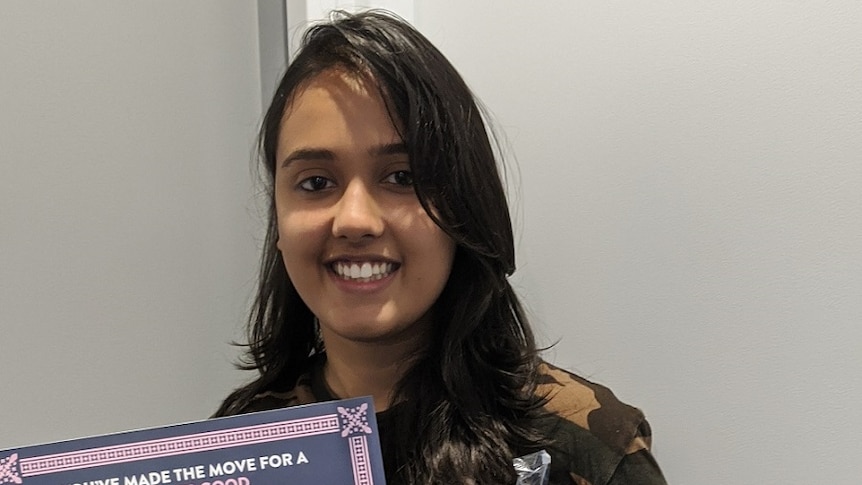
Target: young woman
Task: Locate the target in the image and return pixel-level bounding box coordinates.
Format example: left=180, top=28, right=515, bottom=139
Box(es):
left=216, top=11, right=666, bottom=485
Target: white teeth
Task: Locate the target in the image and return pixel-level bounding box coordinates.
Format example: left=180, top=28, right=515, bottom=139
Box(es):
left=333, top=261, right=395, bottom=281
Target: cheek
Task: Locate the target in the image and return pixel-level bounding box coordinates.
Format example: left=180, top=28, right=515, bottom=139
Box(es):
left=429, top=230, right=456, bottom=267
left=276, top=211, right=327, bottom=294
left=275, top=208, right=325, bottom=257
left=410, top=210, right=457, bottom=272
left=412, top=205, right=455, bottom=260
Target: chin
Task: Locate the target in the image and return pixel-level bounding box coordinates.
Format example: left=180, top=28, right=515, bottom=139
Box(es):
left=336, top=322, right=401, bottom=341
left=324, top=316, right=423, bottom=345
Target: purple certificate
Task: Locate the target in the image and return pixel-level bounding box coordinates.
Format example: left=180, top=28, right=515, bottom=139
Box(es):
left=0, top=397, right=386, bottom=485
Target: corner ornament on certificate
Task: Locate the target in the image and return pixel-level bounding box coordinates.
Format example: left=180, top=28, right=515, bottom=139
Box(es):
left=1, top=397, right=386, bottom=485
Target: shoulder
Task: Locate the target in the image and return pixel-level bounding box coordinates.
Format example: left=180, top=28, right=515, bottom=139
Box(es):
left=536, top=362, right=666, bottom=485
left=537, top=362, right=650, bottom=454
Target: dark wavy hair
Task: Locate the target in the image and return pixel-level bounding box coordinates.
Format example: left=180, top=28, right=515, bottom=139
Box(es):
left=215, top=10, right=549, bottom=484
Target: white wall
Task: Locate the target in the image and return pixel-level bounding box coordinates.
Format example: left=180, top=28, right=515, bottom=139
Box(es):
left=284, top=0, right=414, bottom=59
left=0, top=2, right=261, bottom=448
left=412, top=1, right=862, bottom=483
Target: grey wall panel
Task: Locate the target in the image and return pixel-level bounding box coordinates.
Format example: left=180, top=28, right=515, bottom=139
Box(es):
left=0, top=1, right=262, bottom=449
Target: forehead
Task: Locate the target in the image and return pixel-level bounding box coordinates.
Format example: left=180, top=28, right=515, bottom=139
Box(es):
left=277, top=70, right=402, bottom=157
left=287, top=69, right=376, bottom=112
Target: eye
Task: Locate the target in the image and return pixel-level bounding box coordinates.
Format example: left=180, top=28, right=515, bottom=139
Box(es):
left=383, top=170, right=414, bottom=187
left=297, top=175, right=335, bottom=192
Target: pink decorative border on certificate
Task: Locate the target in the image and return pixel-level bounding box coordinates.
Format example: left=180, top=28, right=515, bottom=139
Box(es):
left=349, top=436, right=372, bottom=485
left=18, top=414, right=339, bottom=478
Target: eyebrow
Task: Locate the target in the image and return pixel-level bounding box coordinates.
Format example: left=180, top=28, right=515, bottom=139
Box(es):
left=280, top=148, right=334, bottom=168
left=374, top=142, right=408, bottom=156
left=279, top=142, right=408, bottom=168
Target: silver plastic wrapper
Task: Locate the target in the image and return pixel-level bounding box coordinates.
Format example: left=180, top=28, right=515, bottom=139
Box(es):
left=513, top=449, right=551, bottom=485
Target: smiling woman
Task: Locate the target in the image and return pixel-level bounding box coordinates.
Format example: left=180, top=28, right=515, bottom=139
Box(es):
left=214, top=10, right=666, bottom=485
left=274, top=70, right=456, bottom=403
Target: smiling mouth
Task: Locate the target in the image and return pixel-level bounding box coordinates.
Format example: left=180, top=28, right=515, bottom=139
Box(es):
left=331, top=261, right=398, bottom=281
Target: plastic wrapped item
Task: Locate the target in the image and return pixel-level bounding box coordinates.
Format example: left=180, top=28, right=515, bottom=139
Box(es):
left=513, top=449, right=551, bottom=485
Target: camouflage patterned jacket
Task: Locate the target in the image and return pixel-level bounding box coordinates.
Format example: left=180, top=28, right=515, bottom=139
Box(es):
left=239, top=360, right=666, bottom=485
left=532, top=363, right=666, bottom=484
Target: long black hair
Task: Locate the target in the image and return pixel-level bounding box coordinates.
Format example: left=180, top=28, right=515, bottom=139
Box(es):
left=216, top=10, right=549, bottom=483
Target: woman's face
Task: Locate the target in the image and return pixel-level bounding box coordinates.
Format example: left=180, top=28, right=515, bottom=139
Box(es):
left=274, top=70, right=456, bottom=349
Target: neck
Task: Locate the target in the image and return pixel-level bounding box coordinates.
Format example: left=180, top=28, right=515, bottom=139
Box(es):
left=320, top=329, right=427, bottom=412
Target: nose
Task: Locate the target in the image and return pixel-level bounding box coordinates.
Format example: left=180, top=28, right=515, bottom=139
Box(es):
left=332, top=179, right=385, bottom=241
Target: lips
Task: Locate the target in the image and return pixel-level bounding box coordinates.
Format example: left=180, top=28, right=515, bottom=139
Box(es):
left=331, top=261, right=398, bottom=281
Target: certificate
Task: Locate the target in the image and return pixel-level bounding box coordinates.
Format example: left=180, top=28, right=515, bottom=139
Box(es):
left=0, top=397, right=386, bottom=485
